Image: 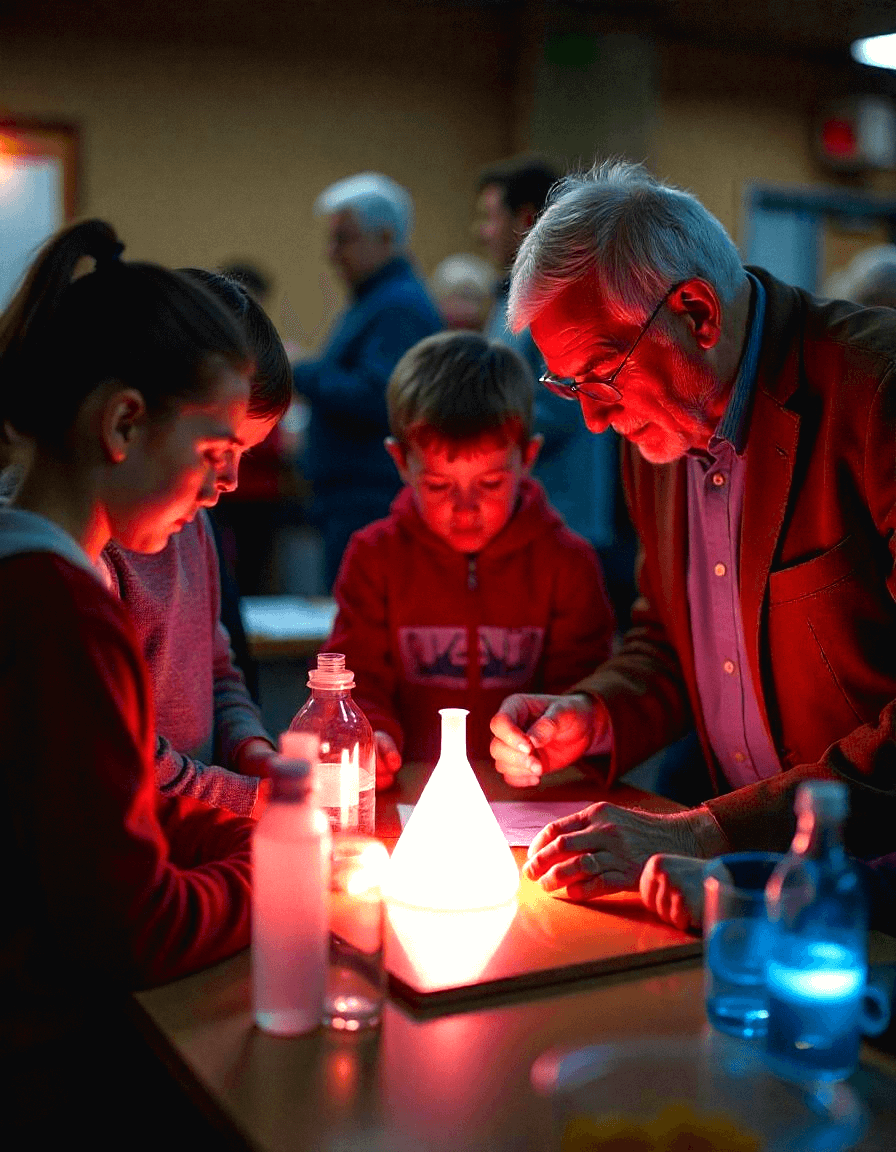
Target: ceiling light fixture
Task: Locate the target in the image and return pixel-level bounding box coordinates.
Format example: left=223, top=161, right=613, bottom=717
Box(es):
left=851, top=33, right=896, bottom=70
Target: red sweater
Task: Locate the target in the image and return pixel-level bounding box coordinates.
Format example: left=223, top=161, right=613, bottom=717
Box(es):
left=324, top=478, right=614, bottom=762
left=1, top=552, right=252, bottom=1039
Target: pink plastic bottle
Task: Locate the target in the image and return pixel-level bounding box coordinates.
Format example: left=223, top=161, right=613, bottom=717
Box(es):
left=252, top=734, right=330, bottom=1035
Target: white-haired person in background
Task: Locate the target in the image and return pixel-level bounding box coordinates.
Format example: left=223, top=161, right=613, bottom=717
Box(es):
left=293, top=172, right=442, bottom=588
left=825, top=243, right=896, bottom=311
left=430, top=252, right=495, bottom=330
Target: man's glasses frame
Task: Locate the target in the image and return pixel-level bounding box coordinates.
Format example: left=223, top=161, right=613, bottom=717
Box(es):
left=538, top=285, right=676, bottom=404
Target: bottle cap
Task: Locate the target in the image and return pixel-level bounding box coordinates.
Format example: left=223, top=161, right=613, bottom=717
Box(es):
left=795, top=779, right=849, bottom=820
left=307, top=652, right=355, bottom=690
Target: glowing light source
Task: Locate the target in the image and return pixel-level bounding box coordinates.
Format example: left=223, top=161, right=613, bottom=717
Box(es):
left=385, top=708, right=520, bottom=911
left=851, top=33, right=896, bottom=70
left=388, top=902, right=516, bottom=987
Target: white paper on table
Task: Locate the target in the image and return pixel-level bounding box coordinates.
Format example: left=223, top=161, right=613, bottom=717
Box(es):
left=397, top=800, right=589, bottom=848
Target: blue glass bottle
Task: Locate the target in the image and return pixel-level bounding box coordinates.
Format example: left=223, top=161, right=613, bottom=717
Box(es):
left=764, top=780, right=868, bottom=1083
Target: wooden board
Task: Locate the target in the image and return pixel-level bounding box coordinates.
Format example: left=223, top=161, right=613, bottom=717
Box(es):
left=385, top=862, right=702, bottom=1010
left=380, top=762, right=701, bottom=1010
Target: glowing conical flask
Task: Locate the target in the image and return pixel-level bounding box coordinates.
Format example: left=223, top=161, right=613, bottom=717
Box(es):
left=385, top=708, right=520, bottom=911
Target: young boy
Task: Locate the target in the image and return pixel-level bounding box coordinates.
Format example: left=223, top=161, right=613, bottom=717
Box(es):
left=322, top=330, right=615, bottom=786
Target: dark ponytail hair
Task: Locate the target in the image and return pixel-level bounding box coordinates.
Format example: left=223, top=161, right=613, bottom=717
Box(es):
left=0, top=219, right=249, bottom=445
left=179, top=267, right=292, bottom=422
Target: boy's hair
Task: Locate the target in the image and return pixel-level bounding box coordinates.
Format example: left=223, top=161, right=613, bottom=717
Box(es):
left=180, top=268, right=291, bottom=422
left=388, top=330, right=533, bottom=451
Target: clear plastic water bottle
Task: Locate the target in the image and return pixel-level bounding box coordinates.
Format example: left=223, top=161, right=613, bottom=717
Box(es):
left=764, top=780, right=868, bottom=1082
left=289, top=653, right=375, bottom=835
left=252, top=735, right=331, bottom=1035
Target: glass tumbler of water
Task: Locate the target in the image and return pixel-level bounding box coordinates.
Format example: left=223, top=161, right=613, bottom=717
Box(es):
left=324, top=834, right=389, bottom=1032
left=703, top=852, right=782, bottom=1039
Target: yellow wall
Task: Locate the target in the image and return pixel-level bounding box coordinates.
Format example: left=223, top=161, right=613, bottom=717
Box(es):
left=2, top=16, right=895, bottom=346
left=652, top=42, right=896, bottom=285
left=0, top=10, right=514, bottom=348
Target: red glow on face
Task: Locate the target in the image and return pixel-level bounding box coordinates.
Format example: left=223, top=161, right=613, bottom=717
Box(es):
left=401, top=439, right=530, bottom=556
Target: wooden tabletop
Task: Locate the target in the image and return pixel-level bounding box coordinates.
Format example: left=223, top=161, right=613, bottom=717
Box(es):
left=133, top=950, right=896, bottom=1152
left=133, top=763, right=896, bottom=1152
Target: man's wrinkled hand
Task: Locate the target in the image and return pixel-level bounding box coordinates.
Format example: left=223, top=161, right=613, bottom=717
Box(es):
left=374, top=730, right=401, bottom=790
left=639, top=853, right=705, bottom=932
left=489, top=693, right=603, bottom=787
left=522, top=803, right=703, bottom=899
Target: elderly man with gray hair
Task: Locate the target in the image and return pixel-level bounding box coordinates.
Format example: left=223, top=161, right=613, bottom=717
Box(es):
left=489, top=158, right=896, bottom=903
left=294, top=172, right=442, bottom=587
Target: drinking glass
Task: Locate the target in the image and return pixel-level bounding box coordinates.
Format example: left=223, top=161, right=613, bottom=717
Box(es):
left=324, top=834, right=389, bottom=1031
left=703, top=852, right=782, bottom=1039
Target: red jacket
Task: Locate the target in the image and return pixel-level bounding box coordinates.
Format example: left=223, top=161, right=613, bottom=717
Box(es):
left=576, top=268, right=896, bottom=856
left=324, top=478, right=614, bottom=762
left=1, top=548, right=252, bottom=1043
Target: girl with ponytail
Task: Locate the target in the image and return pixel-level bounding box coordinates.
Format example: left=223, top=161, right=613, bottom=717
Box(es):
left=0, top=221, right=258, bottom=1048
left=98, top=267, right=293, bottom=816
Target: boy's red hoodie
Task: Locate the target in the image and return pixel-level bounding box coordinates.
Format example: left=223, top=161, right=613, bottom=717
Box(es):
left=324, top=477, right=614, bottom=763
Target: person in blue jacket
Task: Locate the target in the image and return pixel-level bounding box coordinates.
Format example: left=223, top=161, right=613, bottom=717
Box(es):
left=294, top=172, right=442, bottom=588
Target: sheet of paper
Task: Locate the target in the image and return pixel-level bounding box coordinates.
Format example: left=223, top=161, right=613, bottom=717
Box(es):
left=397, top=799, right=589, bottom=848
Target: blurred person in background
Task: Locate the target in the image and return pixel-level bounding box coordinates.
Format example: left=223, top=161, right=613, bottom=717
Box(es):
left=430, top=252, right=495, bottom=330
left=476, top=155, right=635, bottom=626
left=825, top=243, right=896, bottom=310
left=293, top=172, right=442, bottom=589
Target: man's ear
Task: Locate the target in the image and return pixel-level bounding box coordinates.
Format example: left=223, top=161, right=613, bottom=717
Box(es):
left=667, top=278, right=722, bottom=350
left=384, top=436, right=409, bottom=480
left=523, top=433, right=543, bottom=471
left=101, top=388, right=147, bottom=464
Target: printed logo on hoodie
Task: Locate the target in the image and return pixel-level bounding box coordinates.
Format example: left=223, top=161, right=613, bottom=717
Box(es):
left=398, top=625, right=544, bottom=690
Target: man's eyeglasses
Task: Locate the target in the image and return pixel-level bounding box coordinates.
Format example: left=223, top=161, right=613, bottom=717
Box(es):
left=539, top=286, right=674, bottom=404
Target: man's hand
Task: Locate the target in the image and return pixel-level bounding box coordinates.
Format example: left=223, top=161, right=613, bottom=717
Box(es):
left=522, top=803, right=704, bottom=899
left=489, top=693, right=606, bottom=787
left=374, top=730, right=401, bottom=790
left=639, top=853, right=705, bottom=932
